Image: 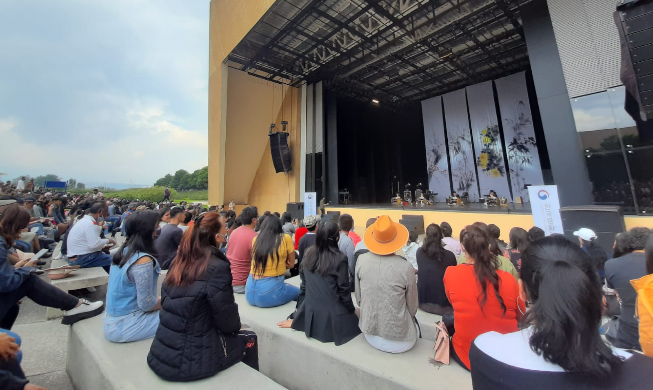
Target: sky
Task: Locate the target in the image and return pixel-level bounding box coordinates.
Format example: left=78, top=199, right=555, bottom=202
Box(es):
left=0, top=0, right=210, bottom=188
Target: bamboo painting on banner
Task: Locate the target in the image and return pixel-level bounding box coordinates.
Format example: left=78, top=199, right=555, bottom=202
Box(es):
left=443, top=88, right=479, bottom=201
left=466, top=81, right=512, bottom=200
left=421, top=96, right=451, bottom=201
left=494, top=71, right=544, bottom=202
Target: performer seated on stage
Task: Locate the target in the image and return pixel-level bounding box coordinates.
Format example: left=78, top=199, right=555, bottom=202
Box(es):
left=489, top=190, right=497, bottom=198
left=451, top=191, right=460, bottom=199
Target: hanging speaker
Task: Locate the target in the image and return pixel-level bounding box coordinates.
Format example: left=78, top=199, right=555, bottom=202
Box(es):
left=269, top=132, right=292, bottom=173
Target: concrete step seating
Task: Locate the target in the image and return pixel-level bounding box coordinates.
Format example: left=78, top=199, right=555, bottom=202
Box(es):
left=234, top=276, right=472, bottom=390
left=67, top=315, right=285, bottom=390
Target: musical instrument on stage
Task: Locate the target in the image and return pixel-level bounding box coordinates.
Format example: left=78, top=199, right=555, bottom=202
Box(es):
left=391, top=194, right=402, bottom=205
left=339, top=190, right=352, bottom=205
left=446, top=196, right=459, bottom=206
left=424, top=190, right=437, bottom=204
left=499, top=197, right=508, bottom=206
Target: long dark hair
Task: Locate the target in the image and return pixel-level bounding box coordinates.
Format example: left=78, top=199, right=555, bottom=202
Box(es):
left=167, top=212, right=222, bottom=287
left=581, top=238, right=608, bottom=271
left=303, top=220, right=341, bottom=276
left=0, top=204, right=30, bottom=246
left=281, top=212, right=292, bottom=224
left=252, top=215, right=284, bottom=277
left=520, top=236, right=622, bottom=379
left=472, top=222, right=501, bottom=256
left=462, top=226, right=506, bottom=314
left=422, top=223, right=445, bottom=261
left=509, top=227, right=530, bottom=253
left=113, top=211, right=159, bottom=267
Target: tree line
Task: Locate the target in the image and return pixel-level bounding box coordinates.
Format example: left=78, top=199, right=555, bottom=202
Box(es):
left=154, top=166, right=208, bottom=191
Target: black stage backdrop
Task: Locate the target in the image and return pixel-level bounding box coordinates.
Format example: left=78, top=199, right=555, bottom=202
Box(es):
left=335, top=95, right=427, bottom=205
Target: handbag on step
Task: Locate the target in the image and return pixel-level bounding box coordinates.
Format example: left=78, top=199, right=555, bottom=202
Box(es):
left=432, top=321, right=450, bottom=365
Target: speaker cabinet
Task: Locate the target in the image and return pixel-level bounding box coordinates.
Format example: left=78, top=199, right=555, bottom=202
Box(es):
left=559, top=205, right=626, bottom=254
left=286, top=202, right=304, bottom=221
left=269, top=132, right=292, bottom=173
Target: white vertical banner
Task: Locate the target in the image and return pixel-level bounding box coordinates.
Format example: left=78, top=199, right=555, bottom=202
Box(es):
left=495, top=72, right=544, bottom=202
left=528, top=185, right=563, bottom=235
left=304, top=192, right=317, bottom=217
left=466, top=81, right=512, bottom=200
left=443, top=88, right=479, bottom=201
left=421, top=96, right=451, bottom=200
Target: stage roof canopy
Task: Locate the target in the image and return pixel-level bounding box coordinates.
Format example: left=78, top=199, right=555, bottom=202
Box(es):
left=228, top=0, right=534, bottom=106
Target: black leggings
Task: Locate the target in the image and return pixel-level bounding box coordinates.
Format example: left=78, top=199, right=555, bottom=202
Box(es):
left=0, top=274, right=79, bottom=330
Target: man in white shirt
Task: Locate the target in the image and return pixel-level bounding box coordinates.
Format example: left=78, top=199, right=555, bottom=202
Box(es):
left=67, top=202, right=116, bottom=273
left=16, top=177, right=25, bottom=190
left=92, top=188, right=104, bottom=199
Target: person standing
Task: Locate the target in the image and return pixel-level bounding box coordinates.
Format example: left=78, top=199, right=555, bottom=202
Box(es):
left=319, top=198, right=329, bottom=216
left=163, top=187, right=171, bottom=203
left=226, top=207, right=258, bottom=294
left=15, top=178, right=25, bottom=191
left=355, top=216, right=418, bottom=354
left=66, top=202, right=115, bottom=272
left=24, top=179, right=34, bottom=193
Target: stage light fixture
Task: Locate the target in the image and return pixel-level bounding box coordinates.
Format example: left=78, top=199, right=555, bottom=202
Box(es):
left=372, top=99, right=380, bottom=104
left=281, top=120, right=288, bottom=132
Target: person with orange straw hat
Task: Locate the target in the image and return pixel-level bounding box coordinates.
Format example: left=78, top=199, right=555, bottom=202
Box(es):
left=355, top=215, right=419, bottom=353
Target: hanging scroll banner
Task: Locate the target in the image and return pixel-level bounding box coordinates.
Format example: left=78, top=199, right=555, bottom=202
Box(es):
left=421, top=96, right=451, bottom=201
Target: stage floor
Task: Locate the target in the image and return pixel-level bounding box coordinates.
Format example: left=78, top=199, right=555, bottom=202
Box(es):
left=331, top=202, right=532, bottom=215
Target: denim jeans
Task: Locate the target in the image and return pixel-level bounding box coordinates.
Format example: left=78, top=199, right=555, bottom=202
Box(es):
left=104, top=310, right=160, bottom=343
left=245, top=274, right=300, bottom=308
left=28, top=223, right=44, bottom=236
left=0, top=329, right=24, bottom=380
left=13, top=240, right=31, bottom=253
left=69, top=251, right=113, bottom=273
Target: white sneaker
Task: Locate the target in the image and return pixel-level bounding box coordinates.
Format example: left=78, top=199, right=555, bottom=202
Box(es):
left=61, top=299, right=104, bottom=325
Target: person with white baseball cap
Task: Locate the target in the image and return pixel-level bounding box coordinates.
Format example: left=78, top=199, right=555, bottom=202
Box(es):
left=573, top=228, right=609, bottom=285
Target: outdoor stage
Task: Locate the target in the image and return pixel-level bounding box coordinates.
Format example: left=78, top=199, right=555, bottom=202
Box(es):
left=326, top=202, right=535, bottom=241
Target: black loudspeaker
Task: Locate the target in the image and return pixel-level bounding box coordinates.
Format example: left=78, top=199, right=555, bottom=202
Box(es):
left=559, top=205, right=626, bottom=254
left=402, top=214, right=425, bottom=236
left=269, top=132, right=292, bottom=173
left=286, top=202, right=304, bottom=221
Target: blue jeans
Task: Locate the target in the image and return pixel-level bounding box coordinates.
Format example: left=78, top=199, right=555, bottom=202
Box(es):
left=28, top=223, right=44, bottom=236
left=105, top=216, right=121, bottom=235
left=13, top=240, right=31, bottom=253
left=69, top=251, right=112, bottom=273
left=104, top=311, right=160, bottom=343
left=245, top=274, right=300, bottom=308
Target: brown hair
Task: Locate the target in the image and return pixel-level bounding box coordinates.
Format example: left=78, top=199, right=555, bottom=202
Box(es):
left=166, top=212, right=222, bottom=287
left=0, top=204, right=31, bottom=246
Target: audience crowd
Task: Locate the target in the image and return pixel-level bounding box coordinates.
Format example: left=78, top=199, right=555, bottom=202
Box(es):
left=2, top=178, right=653, bottom=389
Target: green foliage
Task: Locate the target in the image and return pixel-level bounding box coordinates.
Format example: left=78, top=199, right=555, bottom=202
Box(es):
left=153, top=166, right=208, bottom=191
left=68, top=186, right=179, bottom=202
left=76, top=182, right=86, bottom=189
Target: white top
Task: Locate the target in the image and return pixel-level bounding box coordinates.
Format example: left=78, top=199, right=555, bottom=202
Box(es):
left=66, top=215, right=109, bottom=257
left=475, top=328, right=632, bottom=372
left=16, top=180, right=25, bottom=190
left=402, top=242, right=420, bottom=270
left=442, top=237, right=462, bottom=256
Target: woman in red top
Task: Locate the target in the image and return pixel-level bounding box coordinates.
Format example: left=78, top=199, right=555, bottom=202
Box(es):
left=444, top=225, right=523, bottom=370
left=294, top=221, right=308, bottom=251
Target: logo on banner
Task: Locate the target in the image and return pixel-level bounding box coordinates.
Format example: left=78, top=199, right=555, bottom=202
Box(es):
left=538, top=190, right=549, bottom=200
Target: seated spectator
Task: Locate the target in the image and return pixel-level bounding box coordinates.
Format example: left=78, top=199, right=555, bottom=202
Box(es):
left=441, top=221, right=462, bottom=256
left=605, top=227, right=651, bottom=350
left=632, top=235, right=653, bottom=357
left=338, top=214, right=355, bottom=279
left=488, top=224, right=507, bottom=252
left=226, top=206, right=258, bottom=294
left=574, top=228, right=610, bottom=284
left=297, top=215, right=319, bottom=275
left=0, top=329, right=28, bottom=389
left=456, top=223, right=519, bottom=281
left=279, top=220, right=360, bottom=345
left=350, top=218, right=376, bottom=293
left=402, top=231, right=419, bottom=272
left=154, top=207, right=186, bottom=270
left=0, top=203, right=104, bottom=329
left=148, top=212, right=258, bottom=381
left=444, top=225, right=522, bottom=370
left=246, top=215, right=299, bottom=308
left=471, top=235, right=653, bottom=389
left=120, top=203, right=137, bottom=236
left=416, top=224, right=456, bottom=315
left=48, top=196, right=69, bottom=236
left=178, top=211, right=192, bottom=233
left=528, top=226, right=545, bottom=241
left=66, top=202, right=116, bottom=272
left=105, top=211, right=161, bottom=343
left=281, top=212, right=296, bottom=236
left=294, top=219, right=308, bottom=251
left=613, top=231, right=632, bottom=259
left=157, top=207, right=171, bottom=230
left=504, top=227, right=529, bottom=272
left=355, top=216, right=418, bottom=354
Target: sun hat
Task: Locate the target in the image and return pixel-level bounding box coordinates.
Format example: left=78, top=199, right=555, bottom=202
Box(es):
left=364, top=215, right=409, bottom=255
left=0, top=199, right=17, bottom=207
left=303, top=215, right=320, bottom=229
left=573, top=228, right=597, bottom=241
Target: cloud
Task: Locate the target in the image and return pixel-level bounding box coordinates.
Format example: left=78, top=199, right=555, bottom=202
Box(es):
left=0, top=0, right=210, bottom=185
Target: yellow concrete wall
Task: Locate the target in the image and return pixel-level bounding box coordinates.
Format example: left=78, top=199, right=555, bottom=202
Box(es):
left=248, top=84, right=302, bottom=213
left=326, top=207, right=535, bottom=242
left=624, top=216, right=653, bottom=230
left=208, top=0, right=277, bottom=205
left=224, top=69, right=283, bottom=205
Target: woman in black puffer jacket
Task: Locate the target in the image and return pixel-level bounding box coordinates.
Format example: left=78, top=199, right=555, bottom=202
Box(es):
left=147, top=212, right=258, bottom=382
